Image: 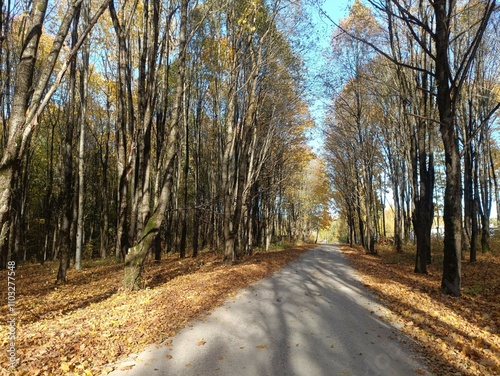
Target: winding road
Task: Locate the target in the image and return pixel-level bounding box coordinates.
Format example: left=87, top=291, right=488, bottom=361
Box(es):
left=106, top=245, right=430, bottom=376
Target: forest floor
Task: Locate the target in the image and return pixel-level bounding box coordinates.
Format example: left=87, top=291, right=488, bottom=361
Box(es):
left=1, top=241, right=499, bottom=376
left=341, top=242, right=500, bottom=376
left=0, top=244, right=317, bottom=376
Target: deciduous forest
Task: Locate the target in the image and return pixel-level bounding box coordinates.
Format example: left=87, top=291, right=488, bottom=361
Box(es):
left=0, top=0, right=330, bottom=288
left=1, top=0, right=500, bottom=375
left=324, top=0, right=500, bottom=296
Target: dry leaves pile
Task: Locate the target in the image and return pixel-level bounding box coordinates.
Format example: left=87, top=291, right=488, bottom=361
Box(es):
left=340, top=244, right=500, bottom=376
left=0, top=245, right=315, bottom=376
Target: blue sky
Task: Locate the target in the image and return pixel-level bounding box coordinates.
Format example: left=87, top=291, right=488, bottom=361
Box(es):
left=305, top=1, right=352, bottom=153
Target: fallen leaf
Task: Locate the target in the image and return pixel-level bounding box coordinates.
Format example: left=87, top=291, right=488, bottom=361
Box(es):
left=60, top=363, right=70, bottom=372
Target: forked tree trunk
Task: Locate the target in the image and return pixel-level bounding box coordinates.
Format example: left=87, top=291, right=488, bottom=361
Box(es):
left=124, top=210, right=163, bottom=289
left=123, top=0, right=187, bottom=290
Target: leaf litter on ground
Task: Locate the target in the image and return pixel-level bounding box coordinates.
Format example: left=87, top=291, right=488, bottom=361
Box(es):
left=3, top=242, right=498, bottom=376
left=340, top=243, right=500, bottom=376
left=0, top=244, right=316, bottom=376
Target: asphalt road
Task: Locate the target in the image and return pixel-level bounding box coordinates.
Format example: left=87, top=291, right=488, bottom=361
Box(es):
left=106, top=244, right=430, bottom=376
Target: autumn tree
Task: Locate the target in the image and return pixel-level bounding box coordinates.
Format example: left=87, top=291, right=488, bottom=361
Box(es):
left=0, top=0, right=109, bottom=276
left=325, top=1, right=382, bottom=254
left=324, top=0, right=498, bottom=295
left=1, top=0, right=318, bottom=297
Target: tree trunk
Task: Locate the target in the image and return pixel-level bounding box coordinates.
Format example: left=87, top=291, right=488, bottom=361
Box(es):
left=179, top=86, right=190, bottom=258
left=75, top=3, right=90, bottom=270
left=221, top=73, right=238, bottom=264
left=109, top=0, right=128, bottom=262
left=480, top=146, right=492, bottom=254
left=393, top=181, right=403, bottom=253
left=100, top=103, right=111, bottom=259
left=0, top=0, right=48, bottom=258
left=434, top=0, right=462, bottom=296
left=440, top=129, right=462, bottom=296
left=123, top=0, right=187, bottom=290
left=57, top=7, right=82, bottom=283
left=42, top=119, right=57, bottom=263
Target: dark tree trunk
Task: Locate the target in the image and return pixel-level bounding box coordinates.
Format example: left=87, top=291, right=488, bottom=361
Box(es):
left=57, top=8, right=82, bottom=283
left=434, top=0, right=463, bottom=296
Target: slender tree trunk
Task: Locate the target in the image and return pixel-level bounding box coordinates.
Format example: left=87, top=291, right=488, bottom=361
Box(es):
left=57, top=6, right=83, bottom=283
left=180, top=85, right=190, bottom=258
left=109, top=0, right=130, bottom=262
left=99, top=101, right=111, bottom=259
left=480, top=144, right=492, bottom=253
left=221, top=67, right=238, bottom=264
left=75, top=3, right=90, bottom=270
left=413, top=118, right=435, bottom=273
left=42, top=118, right=57, bottom=263
left=192, top=100, right=202, bottom=258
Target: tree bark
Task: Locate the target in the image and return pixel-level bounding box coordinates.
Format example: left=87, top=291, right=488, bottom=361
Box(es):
left=109, top=0, right=131, bottom=262
left=57, top=7, right=82, bottom=283
left=123, top=0, right=187, bottom=290
left=75, top=1, right=90, bottom=270
left=0, top=0, right=48, bottom=256
left=434, top=0, right=462, bottom=296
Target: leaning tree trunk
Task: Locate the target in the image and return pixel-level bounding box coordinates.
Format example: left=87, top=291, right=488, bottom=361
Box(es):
left=123, top=0, right=187, bottom=290
left=0, top=0, right=48, bottom=258
left=0, top=0, right=106, bottom=266
left=124, top=178, right=173, bottom=289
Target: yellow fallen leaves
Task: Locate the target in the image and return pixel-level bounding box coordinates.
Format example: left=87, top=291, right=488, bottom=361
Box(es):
left=60, top=362, right=93, bottom=375
left=341, top=244, right=500, bottom=376
left=60, top=363, right=70, bottom=372
left=0, top=245, right=315, bottom=375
